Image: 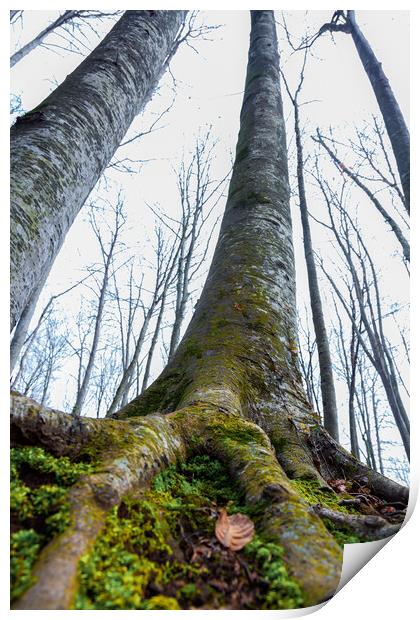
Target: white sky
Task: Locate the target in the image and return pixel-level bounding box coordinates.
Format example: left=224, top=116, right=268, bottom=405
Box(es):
left=9, top=9, right=410, bottom=474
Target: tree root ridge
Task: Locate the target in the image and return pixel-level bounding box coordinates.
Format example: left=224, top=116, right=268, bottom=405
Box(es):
left=310, top=425, right=409, bottom=505
left=10, top=394, right=406, bottom=609
left=311, top=505, right=401, bottom=541
left=11, top=396, right=185, bottom=610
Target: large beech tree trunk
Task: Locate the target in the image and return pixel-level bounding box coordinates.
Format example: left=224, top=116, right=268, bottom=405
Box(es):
left=11, top=11, right=408, bottom=611
left=10, top=10, right=186, bottom=331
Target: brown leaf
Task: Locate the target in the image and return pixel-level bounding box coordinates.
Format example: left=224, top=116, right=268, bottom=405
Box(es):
left=215, top=508, right=255, bottom=551
left=329, top=478, right=348, bottom=493
left=380, top=505, right=397, bottom=514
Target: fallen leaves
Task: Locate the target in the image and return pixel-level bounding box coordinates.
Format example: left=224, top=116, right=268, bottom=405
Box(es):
left=329, top=478, right=348, bottom=493
left=328, top=477, right=406, bottom=523
left=215, top=508, right=255, bottom=551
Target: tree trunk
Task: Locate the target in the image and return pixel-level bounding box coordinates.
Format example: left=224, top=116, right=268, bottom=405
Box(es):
left=10, top=11, right=408, bottom=611
left=346, top=11, right=410, bottom=212
left=10, top=11, right=79, bottom=67
left=293, top=105, right=339, bottom=441
left=10, top=267, right=48, bottom=372
left=141, top=292, right=167, bottom=393
left=71, top=258, right=110, bottom=417
left=10, top=10, right=186, bottom=331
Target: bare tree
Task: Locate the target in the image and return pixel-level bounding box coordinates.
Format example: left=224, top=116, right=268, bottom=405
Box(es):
left=313, top=129, right=409, bottom=262
left=71, top=198, right=126, bottom=417
left=10, top=272, right=94, bottom=377
left=164, top=130, right=229, bottom=359
left=316, top=174, right=410, bottom=459
left=280, top=50, right=339, bottom=440
left=332, top=293, right=361, bottom=459
left=106, top=226, right=179, bottom=415
left=299, top=10, right=410, bottom=211
left=10, top=11, right=121, bottom=67
left=12, top=311, right=69, bottom=406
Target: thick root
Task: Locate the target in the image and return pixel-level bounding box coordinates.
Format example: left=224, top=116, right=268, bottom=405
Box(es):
left=11, top=399, right=185, bottom=609
left=11, top=392, right=96, bottom=457
left=311, top=426, right=409, bottom=505
left=171, top=406, right=343, bottom=607
left=10, top=395, right=407, bottom=609
left=311, top=505, right=401, bottom=540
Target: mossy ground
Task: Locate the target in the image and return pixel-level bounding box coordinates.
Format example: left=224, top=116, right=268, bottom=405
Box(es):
left=289, top=479, right=358, bottom=514
left=290, top=479, right=367, bottom=546
left=75, top=454, right=304, bottom=610
left=10, top=447, right=371, bottom=609
left=10, top=446, right=95, bottom=601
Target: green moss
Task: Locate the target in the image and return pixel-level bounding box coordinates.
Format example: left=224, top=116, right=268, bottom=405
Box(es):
left=289, top=479, right=370, bottom=548
left=214, top=317, right=229, bottom=328
left=75, top=454, right=303, bottom=610
left=322, top=518, right=363, bottom=547
left=143, top=595, right=180, bottom=610
left=10, top=529, right=42, bottom=601
left=10, top=446, right=95, bottom=602
left=11, top=446, right=94, bottom=486
left=290, top=479, right=358, bottom=514
left=181, top=337, right=203, bottom=359
left=244, top=537, right=303, bottom=609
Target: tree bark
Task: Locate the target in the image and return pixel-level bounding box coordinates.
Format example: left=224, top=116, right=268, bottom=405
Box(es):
left=346, top=11, right=410, bottom=213
left=10, top=266, right=48, bottom=372
left=10, top=10, right=186, bottom=331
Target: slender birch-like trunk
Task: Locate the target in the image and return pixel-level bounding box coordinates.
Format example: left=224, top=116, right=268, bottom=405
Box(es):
left=346, top=11, right=410, bottom=212
left=291, top=100, right=339, bottom=441
left=11, top=11, right=80, bottom=67
left=10, top=10, right=186, bottom=331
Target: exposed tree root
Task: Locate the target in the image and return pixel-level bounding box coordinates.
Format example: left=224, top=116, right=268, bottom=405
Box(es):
left=311, top=505, right=402, bottom=540
left=310, top=425, right=409, bottom=504
left=10, top=394, right=408, bottom=609
left=11, top=394, right=185, bottom=609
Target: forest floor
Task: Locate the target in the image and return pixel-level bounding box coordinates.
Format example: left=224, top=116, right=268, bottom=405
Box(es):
left=10, top=443, right=405, bottom=610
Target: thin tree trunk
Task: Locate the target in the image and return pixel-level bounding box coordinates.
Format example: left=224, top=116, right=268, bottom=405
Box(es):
left=141, top=292, right=167, bottom=393
left=10, top=10, right=186, bottom=331
left=10, top=10, right=79, bottom=67
left=71, top=252, right=112, bottom=417
left=107, top=306, right=155, bottom=416
left=346, top=10, right=410, bottom=212
left=293, top=106, right=339, bottom=441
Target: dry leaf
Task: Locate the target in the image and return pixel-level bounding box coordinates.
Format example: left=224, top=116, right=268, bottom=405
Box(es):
left=329, top=478, right=348, bottom=493
left=215, top=508, right=254, bottom=551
